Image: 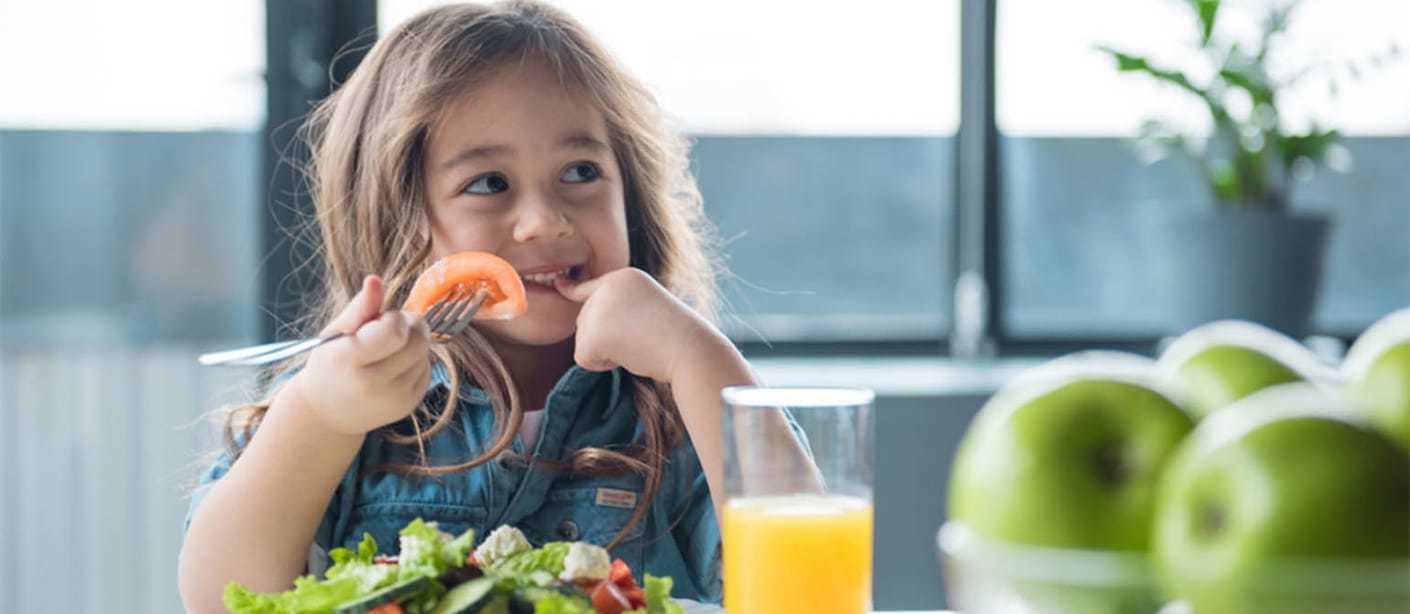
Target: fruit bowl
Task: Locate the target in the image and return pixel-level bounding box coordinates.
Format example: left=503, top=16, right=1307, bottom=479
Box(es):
left=1154, top=553, right=1410, bottom=614
left=939, top=522, right=1410, bottom=614
left=938, top=522, right=1164, bottom=614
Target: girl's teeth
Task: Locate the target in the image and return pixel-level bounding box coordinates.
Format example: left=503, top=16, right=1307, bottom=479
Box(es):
left=522, top=269, right=569, bottom=285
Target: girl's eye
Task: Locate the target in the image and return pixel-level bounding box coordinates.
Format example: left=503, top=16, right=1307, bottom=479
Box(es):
left=561, top=162, right=601, bottom=184
left=464, top=173, right=510, bottom=195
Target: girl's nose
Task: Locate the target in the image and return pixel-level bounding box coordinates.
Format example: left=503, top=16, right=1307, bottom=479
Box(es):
left=511, top=197, right=574, bottom=243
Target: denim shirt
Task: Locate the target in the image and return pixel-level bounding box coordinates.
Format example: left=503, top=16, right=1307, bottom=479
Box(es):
left=185, top=365, right=724, bottom=602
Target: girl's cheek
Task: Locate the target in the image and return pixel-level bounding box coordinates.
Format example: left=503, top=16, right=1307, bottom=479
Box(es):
left=431, top=211, right=507, bottom=255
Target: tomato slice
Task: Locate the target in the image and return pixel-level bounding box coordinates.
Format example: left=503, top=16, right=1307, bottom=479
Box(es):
left=367, top=603, right=405, bottom=614
left=590, top=580, right=632, bottom=614
left=402, top=251, right=527, bottom=321
left=608, top=558, right=636, bottom=589
left=624, top=588, right=646, bottom=609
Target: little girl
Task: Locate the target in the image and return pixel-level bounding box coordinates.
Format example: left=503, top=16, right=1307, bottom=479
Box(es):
left=177, top=2, right=812, bottom=611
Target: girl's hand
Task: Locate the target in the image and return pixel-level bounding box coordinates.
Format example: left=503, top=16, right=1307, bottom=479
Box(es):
left=554, top=268, right=731, bottom=383
left=286, top=275, right=432, bottom=437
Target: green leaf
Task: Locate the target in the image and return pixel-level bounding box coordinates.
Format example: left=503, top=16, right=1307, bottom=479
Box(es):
left=531, top=593, right=596, bottom=614
left=223, top=575, right=364, bottom=614
left=325, top=533, right=398, bottom=596
left=357, top=534, right=378, bottom=562
left=397, top=578, right=448, bottom=614
left=487, top=542, right=572, bottom=590
left=1095, top=47, right=1208, bottom=99
left=396, top=518, right=474, bottom=582
left=1219, top=68, right=1274, bottom=106
left=1191, top=0, right=1220, bottom=45
left=222, top=519, right=476, bottom=614
left=1210, top=161, right=1242, bottom=204
left=1278, top=129, right=1341, bottom=170
left=640, top=575, right=683, bottom=614
left=326, top=533, right=378, bottom=578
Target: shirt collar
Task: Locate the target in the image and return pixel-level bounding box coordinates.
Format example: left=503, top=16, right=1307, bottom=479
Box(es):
left=429, top=360, right=629, bottom=414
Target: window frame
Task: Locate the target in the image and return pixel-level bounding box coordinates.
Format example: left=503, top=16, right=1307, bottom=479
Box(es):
left=267, top=0, right=1306, bottom=358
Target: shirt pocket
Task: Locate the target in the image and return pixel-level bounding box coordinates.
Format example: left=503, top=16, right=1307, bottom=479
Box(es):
left=341, top=501, right=490, bottom=554
left=520, top=483, right=649, bottom=571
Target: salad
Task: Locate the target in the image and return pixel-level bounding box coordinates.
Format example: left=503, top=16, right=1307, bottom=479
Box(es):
left=224, top=518, right=684, bottom=614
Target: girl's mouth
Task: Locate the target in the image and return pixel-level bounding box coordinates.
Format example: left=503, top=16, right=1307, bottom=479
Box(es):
left=519, top=265, right=585, bottom=289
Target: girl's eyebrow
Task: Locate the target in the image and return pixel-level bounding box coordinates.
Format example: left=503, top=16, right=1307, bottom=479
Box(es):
left=439, top=133, right=610, bottom=173
left=439, top=143, right=510, bottom=172
left=561, top=133, right=611, bottom=154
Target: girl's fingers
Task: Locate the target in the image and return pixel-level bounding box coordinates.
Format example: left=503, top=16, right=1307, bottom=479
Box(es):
left=364, top=322, right=430, bottom=378
left=391, top=357, right=432, bottom=395
left=324, top=275, right=385, bottom=336
left=573, top=341, right=617, bottom=372
left=349, top=311, right=412, bottom=365
left=553, top=274, right=602, bottom=303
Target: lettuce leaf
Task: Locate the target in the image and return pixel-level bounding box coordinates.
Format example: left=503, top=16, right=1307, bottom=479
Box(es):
left=222, top=575, right=363, bottom=614
left=486, top=542, right=571, bottom=590
left=324, top=533, right=397, bottom=593
left=623, top=575, right=683, bottom=614
left=221, top=519, right=474, bottom=614
left=396, top=518, right=476, bottom=581
left=530, top=592, right=595, bottom=614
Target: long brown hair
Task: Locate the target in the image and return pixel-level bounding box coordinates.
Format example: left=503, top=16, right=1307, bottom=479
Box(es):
left=223, top=0, right=719, bottom=549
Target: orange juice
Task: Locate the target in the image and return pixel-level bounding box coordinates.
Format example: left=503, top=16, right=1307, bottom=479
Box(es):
left=723, top=495, right=873, bottom=614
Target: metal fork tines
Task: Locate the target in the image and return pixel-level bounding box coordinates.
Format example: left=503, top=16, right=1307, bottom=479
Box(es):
left=197, top=287, right=490, bottom=367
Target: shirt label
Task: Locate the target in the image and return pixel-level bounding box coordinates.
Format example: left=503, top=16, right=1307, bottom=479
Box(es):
left=595, top=488, right=638, bottom=509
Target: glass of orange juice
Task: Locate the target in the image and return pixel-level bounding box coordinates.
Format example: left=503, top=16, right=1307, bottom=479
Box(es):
left=721, top=386, right=875, bottom=614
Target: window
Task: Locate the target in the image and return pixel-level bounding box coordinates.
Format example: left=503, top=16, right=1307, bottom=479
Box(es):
left=380, top=0, right=962, bottom=342
left=0, top=2, right=265, bottom=611
left=997, top=0, right=1410, bottom=337
left=1, top=0, right=266, bottom=343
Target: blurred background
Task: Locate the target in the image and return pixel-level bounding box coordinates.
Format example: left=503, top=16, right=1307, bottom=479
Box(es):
left=0, top=0, right=1405, bottom=611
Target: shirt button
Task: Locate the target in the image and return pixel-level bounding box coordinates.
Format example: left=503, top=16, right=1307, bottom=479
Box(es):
left=557, top=519, right=580, bottom=541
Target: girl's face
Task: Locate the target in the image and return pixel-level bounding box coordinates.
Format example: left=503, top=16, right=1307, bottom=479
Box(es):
left=422, top=61, right=630, bottom=348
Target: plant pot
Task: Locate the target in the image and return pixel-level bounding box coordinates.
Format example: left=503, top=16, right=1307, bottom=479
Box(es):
left=1139, top=210, right=1330, bottom=339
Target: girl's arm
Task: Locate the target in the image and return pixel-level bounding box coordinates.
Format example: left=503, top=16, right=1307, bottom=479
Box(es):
left=555, top=269, right=817, bottom=518
left=179, top=277, right=433, bottom=613
left=178, top=385, right=365, bottom=613
left=663, top=326, right=815, bottom=519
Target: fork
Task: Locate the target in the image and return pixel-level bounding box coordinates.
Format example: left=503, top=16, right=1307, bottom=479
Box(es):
left=197, top=287, right=489, bottom=367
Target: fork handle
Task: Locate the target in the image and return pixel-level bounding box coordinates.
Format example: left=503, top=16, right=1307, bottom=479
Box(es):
left=197, top=332, right=347, bottom=366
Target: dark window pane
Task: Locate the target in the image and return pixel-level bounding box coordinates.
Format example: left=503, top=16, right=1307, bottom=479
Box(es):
left=998, top=0, right=1410, bottom=337
left=0, top=3, right=264, bottom=613
left=696, top=137, right=954, bottom=341
left=0, top=131, right=261, bottom=345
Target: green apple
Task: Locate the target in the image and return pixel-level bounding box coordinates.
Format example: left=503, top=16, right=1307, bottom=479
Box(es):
left=951, top=377, right=1194, bottom=549
left=1153, top=385, right=1410, bottom=614
left=1160, top=321, right=1322, bottom=419
left=1350, top=342, right=1410, bottom=452
left=1173, top=345, right=1302, bottom=419
left=1345, top=309, right=1410, bottom=453
left=948, top=359, right=1194, bottom=614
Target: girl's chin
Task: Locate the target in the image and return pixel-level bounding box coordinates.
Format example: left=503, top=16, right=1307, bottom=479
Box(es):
left=478, top=305, right=579, bottom=347
left=484, top=323, right=576, bottom=347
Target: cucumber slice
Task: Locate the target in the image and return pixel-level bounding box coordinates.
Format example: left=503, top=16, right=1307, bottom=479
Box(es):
left=477, top=595, right=510, bottom=614
left=333, top=576, right=430, bottom=614
left=429, top=577, right=495, bottom=614
left=508, top=586, right=590, bottom=614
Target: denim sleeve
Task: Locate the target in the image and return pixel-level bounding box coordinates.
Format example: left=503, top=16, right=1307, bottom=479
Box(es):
left=670, top=447, right=723, bottom=603
left=184, top=446, right=236, bottom=533
left=181, top=426, right=359, bottom=577
left=180, top=369, right=354, bottom=575
left=669, top=408, right=812, bottom=602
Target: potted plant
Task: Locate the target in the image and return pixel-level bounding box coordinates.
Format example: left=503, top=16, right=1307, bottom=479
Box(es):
left=1098, top=0, right=1399, bottom=338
